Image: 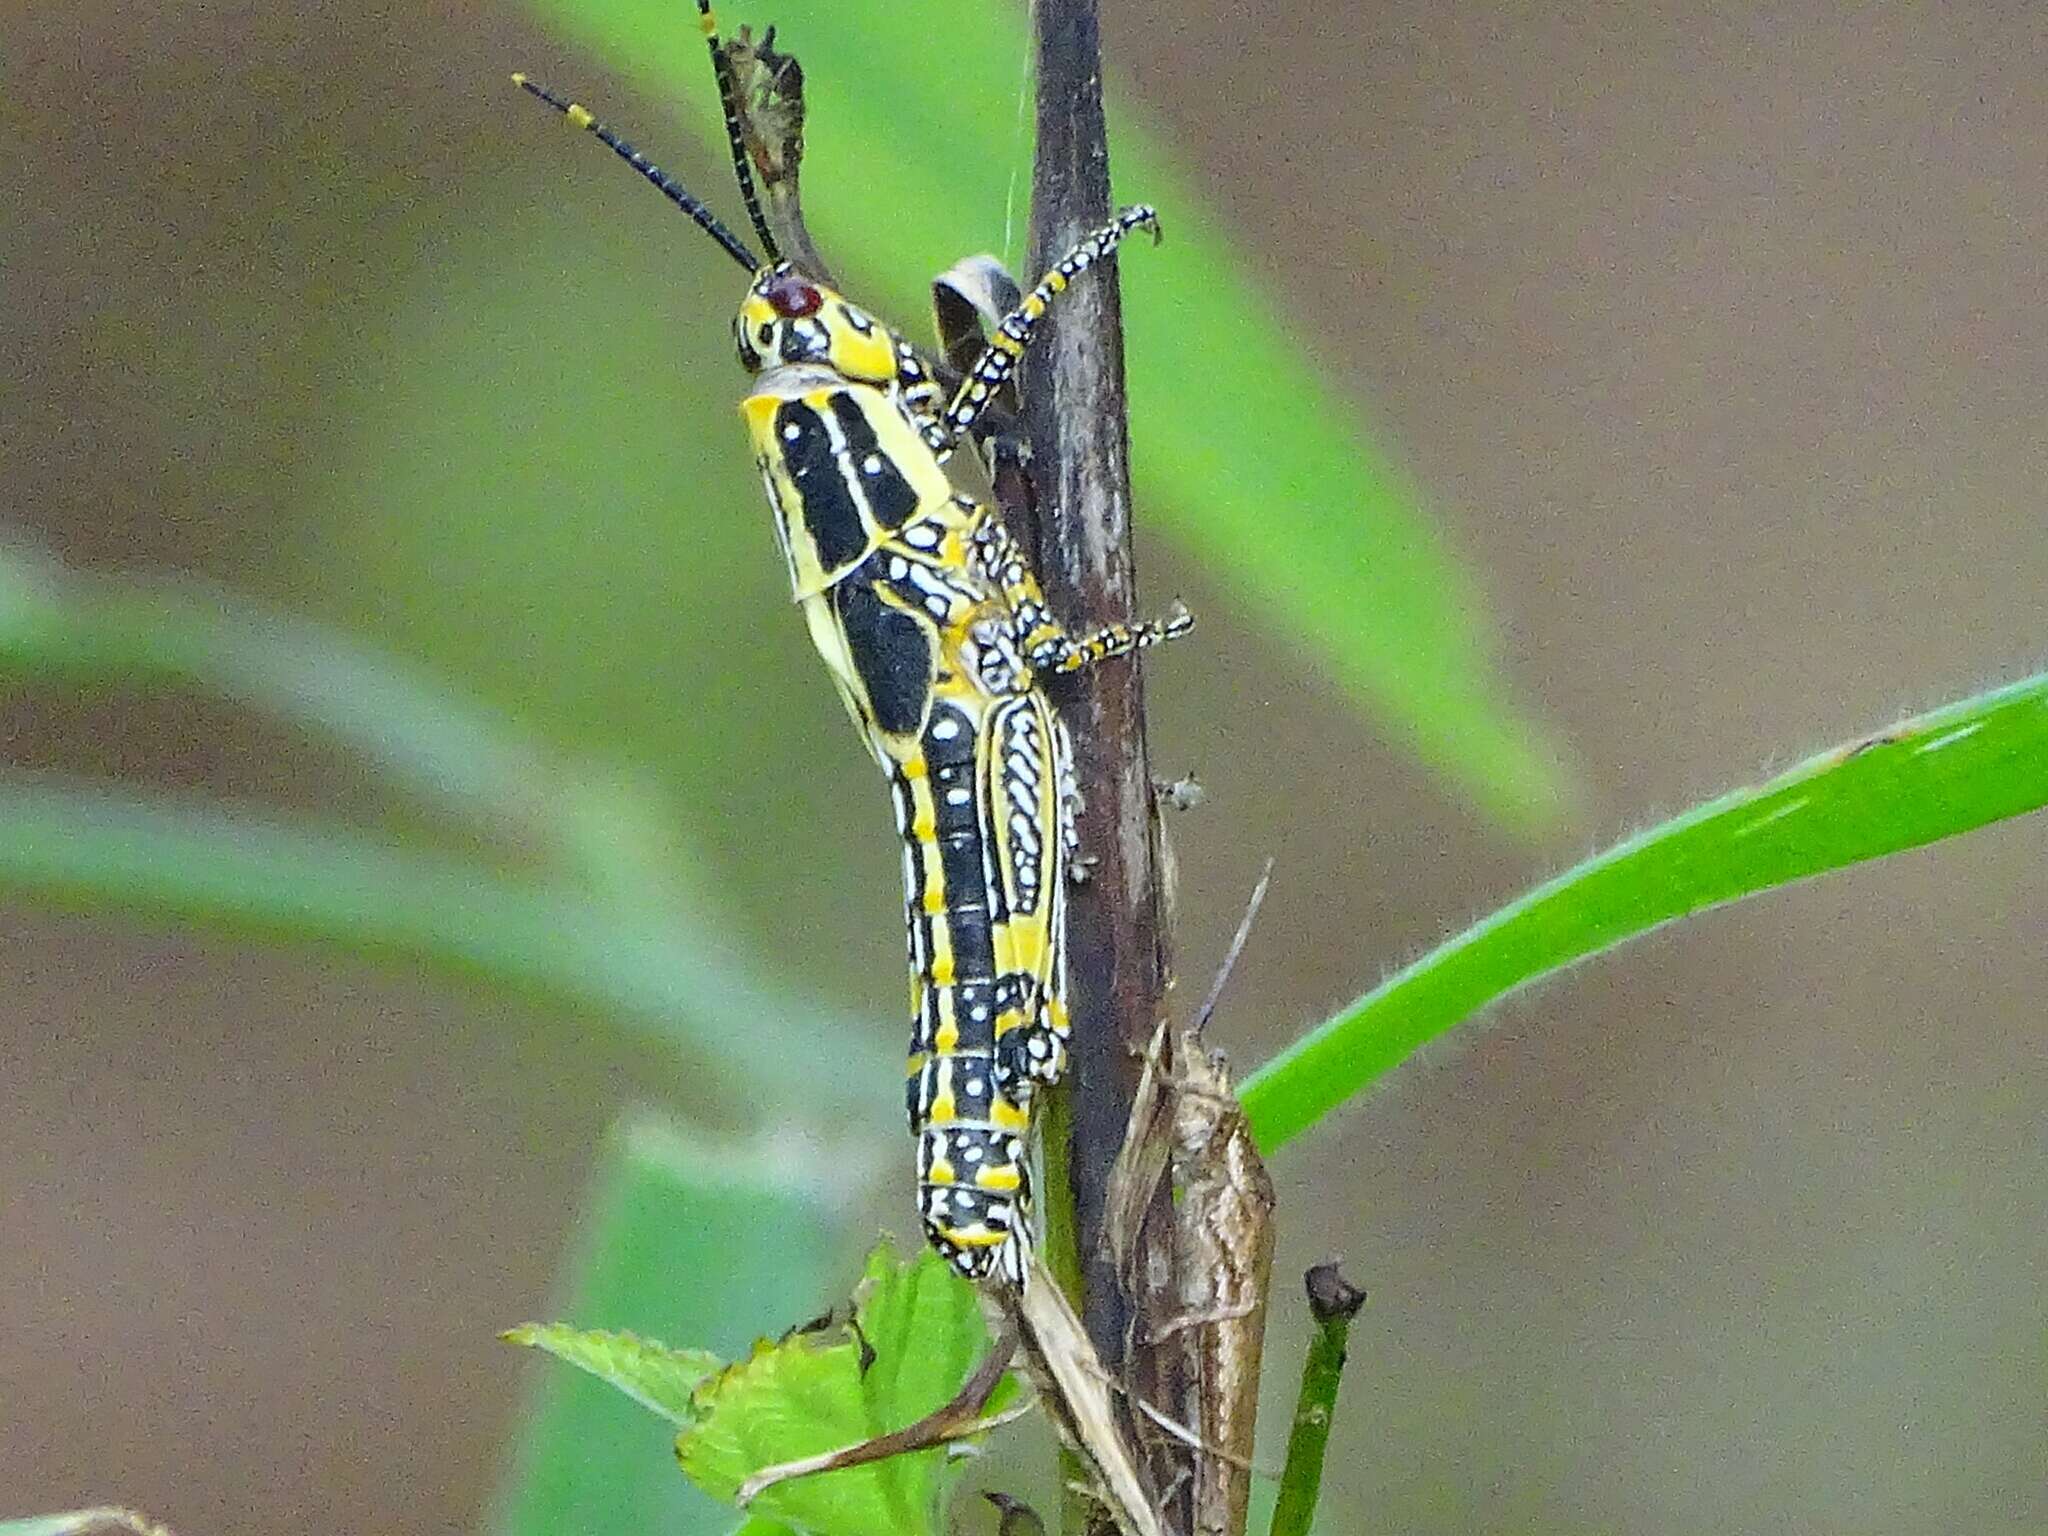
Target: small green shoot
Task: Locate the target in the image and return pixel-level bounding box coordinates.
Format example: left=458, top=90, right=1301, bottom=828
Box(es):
left=1268, top=1265, right=1368, bottom=1536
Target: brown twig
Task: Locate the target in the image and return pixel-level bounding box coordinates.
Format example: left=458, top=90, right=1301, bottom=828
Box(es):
left=1105, top=859, right=1283, bottom=1536
left=1166, top=1045, right=1276, bottom=1536
left=1022, top=5, right=1187, bottom=1526
left=1004, top=1258, right=1170, bottom=1536
left=1019, top=0, right=1199, bottom=1527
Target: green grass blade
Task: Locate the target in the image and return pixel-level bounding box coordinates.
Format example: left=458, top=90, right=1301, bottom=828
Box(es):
left=1240, top=672, right=2048, bottom=1150
left=0, top=775, right=891, bottom=1107
left=511, top=0, right=1568, bottom=830
left=492, top=1113, right=837, bottom=1536
left=0, top=542, right=680, bottom=902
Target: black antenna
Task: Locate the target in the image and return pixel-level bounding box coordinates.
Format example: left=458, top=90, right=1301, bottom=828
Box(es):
left=513, top=73, right=761, bottom=274
left=695, top=0, right=781, bottom=263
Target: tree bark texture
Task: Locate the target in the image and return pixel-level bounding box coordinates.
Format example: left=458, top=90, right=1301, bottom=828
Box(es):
left=1023, top=0, right=1189, bottom=1524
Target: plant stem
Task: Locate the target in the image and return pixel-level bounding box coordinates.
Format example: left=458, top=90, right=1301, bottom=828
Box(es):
left=1269, top=1265, right=1368, bottom=1536
left=1024, top=0, right=1185, bottom=1527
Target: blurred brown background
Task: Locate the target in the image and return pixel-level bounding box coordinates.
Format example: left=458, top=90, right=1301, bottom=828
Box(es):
left=3, top=1, right=2042, bottom=1532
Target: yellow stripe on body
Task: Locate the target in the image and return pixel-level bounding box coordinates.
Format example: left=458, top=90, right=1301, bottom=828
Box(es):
left=939, top=1225, right=1008, bottom=1251
left=927, top=1058, right=958, bottom=1126
left=974, top=1162, right=1023, bottom=1194
left=931, top=988, right=959, bottom=1053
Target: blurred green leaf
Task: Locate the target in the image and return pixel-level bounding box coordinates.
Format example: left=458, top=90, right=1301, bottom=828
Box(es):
left=678, top=1241, right=1010, bottom=1536
left=1241, top=671, right=2048, bottom=1150
left=493, top=1113, right=837, bottom=1536
left=497, top=0, right=1567, bottom=832
left=0, top=541, right=686, bottom=903
left=503, top=1324, right=722, bottom=1425
left=0, top=775, right=893, bottom=1111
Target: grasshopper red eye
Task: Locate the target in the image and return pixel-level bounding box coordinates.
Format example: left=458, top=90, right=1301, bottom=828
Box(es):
left=762, top=269, right=823, bottom=318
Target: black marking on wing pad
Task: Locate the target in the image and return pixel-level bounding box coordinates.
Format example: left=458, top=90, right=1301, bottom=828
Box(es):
left=776, top=400, right=869, bottom=573
left=924, top=704, right=995, bottom=987
left=923, top=700, right=978, bottom=773
left=828, top=394, right=919, bottom=529
left=833, top=577, right=932, bottom=737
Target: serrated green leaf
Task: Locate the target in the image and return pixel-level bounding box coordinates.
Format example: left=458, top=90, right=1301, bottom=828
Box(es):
left=507, top=0, right=1568, bottom=832
left=492, top=1114, right=837, bottom=1536
left=677, top=1242, right=1010, bottom=1536
left=504, top=1323, right=722, bottom=1425
left=1241, top=671, right=2048, bottom=1149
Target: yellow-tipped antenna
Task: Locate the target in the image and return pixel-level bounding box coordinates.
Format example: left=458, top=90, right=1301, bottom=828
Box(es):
left=695, top=1, right=781, bottom=263
left=513, top=72, right=761, bottom=273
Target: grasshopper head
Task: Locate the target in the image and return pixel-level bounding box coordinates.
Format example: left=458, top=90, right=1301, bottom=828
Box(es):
left=735, top=263, right=898, bottom=385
